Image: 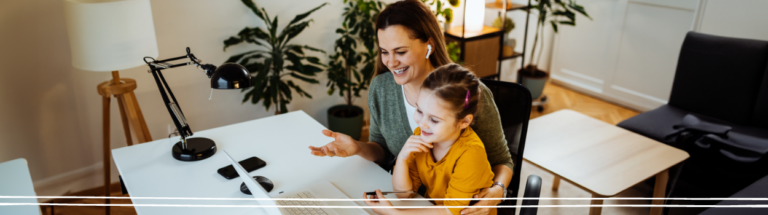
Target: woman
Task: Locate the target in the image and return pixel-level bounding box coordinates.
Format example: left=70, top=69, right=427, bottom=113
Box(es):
left=309, top=1, right=513, bottom=214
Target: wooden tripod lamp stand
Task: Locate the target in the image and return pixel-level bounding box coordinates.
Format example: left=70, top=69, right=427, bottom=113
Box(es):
left=64, top=0, right=158, bottom=214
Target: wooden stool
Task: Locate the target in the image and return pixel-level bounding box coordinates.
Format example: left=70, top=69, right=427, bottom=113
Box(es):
left=96, top=71, right=152, bottom=214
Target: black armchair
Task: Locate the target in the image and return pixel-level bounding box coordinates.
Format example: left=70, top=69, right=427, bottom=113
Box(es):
left=617, top=32, right=768, bottom=201
left=481, top=79, right=542, bottom=215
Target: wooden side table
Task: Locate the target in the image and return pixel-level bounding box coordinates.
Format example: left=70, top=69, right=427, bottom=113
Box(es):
left=524, top=110, right=689, bottom=215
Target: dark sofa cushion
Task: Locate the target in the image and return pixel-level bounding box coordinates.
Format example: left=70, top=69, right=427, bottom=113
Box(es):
left=669, top=32, right=768, bottom=125
left=617, top=105, right=687, bottom=145
left=698, top=174, right=768, bottom=215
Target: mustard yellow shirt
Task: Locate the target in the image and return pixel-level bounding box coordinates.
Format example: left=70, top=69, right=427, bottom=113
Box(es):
left=407, top=127, right=496, bottom=215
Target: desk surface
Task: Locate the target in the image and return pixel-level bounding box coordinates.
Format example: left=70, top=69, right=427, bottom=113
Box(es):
left=0, top=158, right=41, bottom=215
left=523, top=110, right=689, bottom=196
left=113, top=111, right=408, bottom=215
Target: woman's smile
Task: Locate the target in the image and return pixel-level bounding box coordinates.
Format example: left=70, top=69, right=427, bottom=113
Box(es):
left=392, top=66, right=410, bottom=76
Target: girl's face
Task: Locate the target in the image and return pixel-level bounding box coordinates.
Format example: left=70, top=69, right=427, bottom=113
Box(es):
left=414, top=89, right=472, bottom=145
left=377, top=25, right=433, bottom=86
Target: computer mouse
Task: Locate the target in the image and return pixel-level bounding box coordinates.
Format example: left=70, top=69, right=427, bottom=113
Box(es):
left=240, top=176, right=274, bottom=195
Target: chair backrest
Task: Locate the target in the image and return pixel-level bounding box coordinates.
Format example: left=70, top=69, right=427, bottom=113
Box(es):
left=669, top=31, right=768, bottom=127
left=480, top=79, right=532, bottom=202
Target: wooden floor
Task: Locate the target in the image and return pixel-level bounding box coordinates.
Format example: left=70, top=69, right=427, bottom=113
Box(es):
left=45, top=82, right=641, bottom=215
left=530, top=82, right=639, bottom=124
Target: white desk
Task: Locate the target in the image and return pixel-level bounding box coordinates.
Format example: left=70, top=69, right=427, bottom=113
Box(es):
left=0, top=158, right=42, bottom=215
left=113, top=111, right=412, bottom=215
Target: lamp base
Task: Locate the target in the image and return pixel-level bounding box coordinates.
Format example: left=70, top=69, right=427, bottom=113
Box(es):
left=172, top=137, right=216, bottom=161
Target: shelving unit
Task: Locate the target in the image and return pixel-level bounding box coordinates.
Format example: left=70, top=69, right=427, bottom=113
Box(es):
left=444, top=0, right=532, bottom=81
left=491, top=0, right=532, bottom=81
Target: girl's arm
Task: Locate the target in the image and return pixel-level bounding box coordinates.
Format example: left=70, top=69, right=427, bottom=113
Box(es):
left=392, top=161, right=413, bottom=198
left=393, top=135, right=432, bottom=198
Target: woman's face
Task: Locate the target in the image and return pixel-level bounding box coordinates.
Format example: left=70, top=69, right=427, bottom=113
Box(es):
left=377, top=25, right=432, bottom=86
left=414, top=89, right=471, bottom=144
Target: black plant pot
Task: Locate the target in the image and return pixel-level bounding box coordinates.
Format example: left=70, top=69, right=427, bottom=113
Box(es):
left=327, top=104, right=364, bottom=140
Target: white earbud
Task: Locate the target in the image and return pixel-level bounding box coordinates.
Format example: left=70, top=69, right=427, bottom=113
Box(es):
left=426, top=44, right=432, bottom=59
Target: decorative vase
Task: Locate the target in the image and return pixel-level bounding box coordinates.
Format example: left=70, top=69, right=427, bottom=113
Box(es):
left=502, top=38, right=517, bottom=56
left=327, top=104, right=364, bottom=140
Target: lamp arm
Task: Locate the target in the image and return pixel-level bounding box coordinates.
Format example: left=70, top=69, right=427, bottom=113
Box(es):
left=143, top=47, right=220, bottom=144
left=149, top=69, right=193, bottom=142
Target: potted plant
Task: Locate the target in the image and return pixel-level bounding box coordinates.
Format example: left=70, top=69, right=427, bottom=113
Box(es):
left=421, top=0, right=459, bottom=31
left=223, top=0, right=328, bottom=114
left=521, top=0, right=590, bottom=100
left=325, top=0, right=384, bottom=140
left=492, top=15, right=515, bottom=56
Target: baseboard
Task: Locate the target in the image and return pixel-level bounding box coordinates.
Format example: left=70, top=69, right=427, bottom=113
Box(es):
left=33, top=162, right=118, bottom=202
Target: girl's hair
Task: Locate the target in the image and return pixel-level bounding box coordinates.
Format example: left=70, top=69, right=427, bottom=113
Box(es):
left=421, top=63, right=481, bottom=121
left=374, top=0, right=452, bottom=75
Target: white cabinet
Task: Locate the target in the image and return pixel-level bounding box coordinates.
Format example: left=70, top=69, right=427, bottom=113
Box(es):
left=549, top=0, right=767, bottom=111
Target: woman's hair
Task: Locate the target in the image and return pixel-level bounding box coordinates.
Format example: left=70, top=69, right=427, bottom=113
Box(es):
left=375, top=0, right=452, bottom=75
left=421, top=63, right=481, bottom=121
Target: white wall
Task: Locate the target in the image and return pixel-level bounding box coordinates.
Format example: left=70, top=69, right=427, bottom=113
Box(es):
left=0, top=0, right=387, bottom=197
left=695, top=0, right=768, bottom=41
left=549, top=0, right=766, bottom=111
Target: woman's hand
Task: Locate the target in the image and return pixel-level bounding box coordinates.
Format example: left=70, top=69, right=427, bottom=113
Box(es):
left=363, top=189, right=397, bottom=215
left=309, top=129, right=360, bottom=157
left=459, top=185, right=505, bottom=215
left=397, top=135, right=432, bottom=162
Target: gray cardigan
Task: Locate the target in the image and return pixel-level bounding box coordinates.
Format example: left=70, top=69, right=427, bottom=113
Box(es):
left=368, top=72, right=514, bottom=171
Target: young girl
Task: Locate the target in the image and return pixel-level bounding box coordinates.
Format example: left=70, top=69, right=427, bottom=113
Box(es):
left=364, top=64, right=497, bottom=215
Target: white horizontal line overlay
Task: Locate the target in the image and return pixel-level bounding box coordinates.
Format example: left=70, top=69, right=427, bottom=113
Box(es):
left=1, top=203, right=768, bottom=209
left=2, top=196, right=768, bottom=201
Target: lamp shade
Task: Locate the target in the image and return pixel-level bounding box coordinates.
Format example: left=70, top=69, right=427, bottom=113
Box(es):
left=64, top=0, right=158, bottom=72
left=465, top=0, right=485, bottom=32
left=210, top=63, right=252, bottom=89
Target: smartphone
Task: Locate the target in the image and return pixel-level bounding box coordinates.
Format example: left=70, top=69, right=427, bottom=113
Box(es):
left=217, top=156, right=267, bottom=179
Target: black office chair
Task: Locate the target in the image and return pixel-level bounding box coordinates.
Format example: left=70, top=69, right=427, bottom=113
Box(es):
left=482, top=79, right=542, bottom=215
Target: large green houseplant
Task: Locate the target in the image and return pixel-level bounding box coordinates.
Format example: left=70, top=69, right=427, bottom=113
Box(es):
left=223, top=0, right=328, bottom=114
left=325, top=0, right=384, bottom=140
left=521, top=0, right=589, bottom=99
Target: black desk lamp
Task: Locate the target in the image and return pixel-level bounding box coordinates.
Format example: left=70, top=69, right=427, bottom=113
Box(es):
left=144, top=47, right=251, bottom=161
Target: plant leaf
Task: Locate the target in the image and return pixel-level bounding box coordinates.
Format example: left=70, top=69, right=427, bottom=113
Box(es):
left=225, top=50, right=260, bottom=63
left=223, top=36, right=244, bottom=51
left=303, top=45, right=327, bottom=54
left=279, top=20, right=313, bottom=46
left=278, top=80, right=292, bottom=101
left=288, top=3, right=329, bottom=25
left=241, top=0, right=267, bottom=22
left=290, top=73, right=320, bottom=84
left=550, top=20, right=559, bottom=33
left=568, top=3, right=591, bottom=20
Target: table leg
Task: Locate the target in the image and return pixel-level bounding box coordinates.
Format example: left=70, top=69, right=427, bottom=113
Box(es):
left=552, top=176, right=561, bottom=191
left=102, top=96, right=111, bottom=215
left=650, top=169, right=669, bottom=215
left=589, top=194, right=603, bottom=215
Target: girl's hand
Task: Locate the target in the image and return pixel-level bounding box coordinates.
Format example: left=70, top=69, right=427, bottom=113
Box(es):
left=309, top=130, right=360, bottom=157
left=459, top=185, right=505, bottom=215
left=397, top=135, right=432, bottom=161
left=363, top=189, right=397, bottom=215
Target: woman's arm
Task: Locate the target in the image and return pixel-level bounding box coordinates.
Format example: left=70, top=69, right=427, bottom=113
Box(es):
left=309, top=130, right=388, bottom=164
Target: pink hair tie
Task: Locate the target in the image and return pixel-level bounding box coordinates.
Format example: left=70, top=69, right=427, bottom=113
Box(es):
left=464, top=90, right=470, bottom=109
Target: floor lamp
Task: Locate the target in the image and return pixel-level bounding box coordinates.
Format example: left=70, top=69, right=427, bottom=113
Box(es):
left=64, top=0, right=158, bottom=214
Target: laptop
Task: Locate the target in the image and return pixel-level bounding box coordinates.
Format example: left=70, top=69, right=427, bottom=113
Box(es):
left=222, top=150, right=368, bottom=215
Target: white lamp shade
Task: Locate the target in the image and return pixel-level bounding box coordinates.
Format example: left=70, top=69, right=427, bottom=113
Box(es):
left=64, top=0, right=159, bottom=72
left=465, top=0, right=485, bottom=32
